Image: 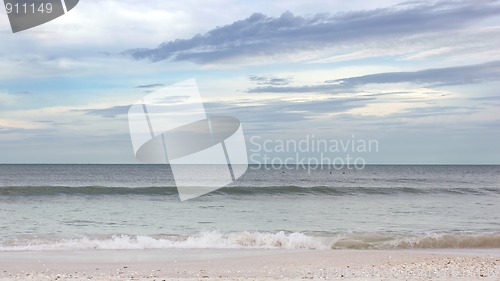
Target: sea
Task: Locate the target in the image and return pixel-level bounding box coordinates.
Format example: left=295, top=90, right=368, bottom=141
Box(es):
left=0, top=164, right=499, bottom=251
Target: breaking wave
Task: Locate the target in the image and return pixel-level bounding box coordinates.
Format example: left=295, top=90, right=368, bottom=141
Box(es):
left=1, top=231, right=499, bottom=251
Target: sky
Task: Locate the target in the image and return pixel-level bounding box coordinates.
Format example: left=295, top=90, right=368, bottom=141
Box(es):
left=0, top=0, right=499, bottom=164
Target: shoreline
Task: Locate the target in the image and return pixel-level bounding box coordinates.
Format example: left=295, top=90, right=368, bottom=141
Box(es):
left=0, top=248, right=499, bottom=280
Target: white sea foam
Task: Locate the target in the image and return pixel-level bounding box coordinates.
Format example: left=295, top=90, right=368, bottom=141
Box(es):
left=2, top=231, right=499, bottom=251
left=330, top=233, right=500, bottom=249
left=0, top=231, right=328, bottom=251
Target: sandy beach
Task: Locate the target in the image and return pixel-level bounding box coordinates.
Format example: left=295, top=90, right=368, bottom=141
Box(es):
left=0, top=249, right=499, bottom=280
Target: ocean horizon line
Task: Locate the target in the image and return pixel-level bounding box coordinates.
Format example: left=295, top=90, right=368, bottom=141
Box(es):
left=1, top=163, right=500, bottom=166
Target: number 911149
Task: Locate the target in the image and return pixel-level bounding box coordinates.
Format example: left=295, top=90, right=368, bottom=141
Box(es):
left=5, top=2, right=53, bottom=14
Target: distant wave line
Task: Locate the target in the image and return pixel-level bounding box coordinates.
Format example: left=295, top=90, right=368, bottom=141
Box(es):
left=0, top=185, right=498, bottom=196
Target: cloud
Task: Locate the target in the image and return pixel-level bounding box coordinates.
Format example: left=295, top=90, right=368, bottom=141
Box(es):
left=135, top=84, right=164, bottom=89
left=204, top=95, right=376, bottom=125
left=80, top=96, right=191, bottom=118
left=249, top=60, right=500, bottom=93
left=282, top=98, right=376, bottom=113
left=125, top=1, right=500, bottom=64
left=0, top=92, right=22, bottom=107
left=470, top=96, right=500, bottom=101
left=81, top=95, right=376, bottom=129
left=248, top=83, right=342, bottom=94
left=332, top=104, right=482, bottom=132
left=328, top=60, right=500, bottom=87
left=248, top=75, right=293, bottom=86
left=390, top=105, right=480, bottom=118
left=0, top=118, right=48, bottom=130
left=402, top=47, right=455, bottom=61
left=82, top=105, right=131, bottom=118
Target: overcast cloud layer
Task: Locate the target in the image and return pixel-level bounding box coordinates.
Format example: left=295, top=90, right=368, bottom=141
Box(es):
left=1, top=0, right=499, bottom=164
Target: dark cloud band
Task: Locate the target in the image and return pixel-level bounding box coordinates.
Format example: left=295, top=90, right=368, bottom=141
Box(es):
left=125, top=1, right=500, bottom=64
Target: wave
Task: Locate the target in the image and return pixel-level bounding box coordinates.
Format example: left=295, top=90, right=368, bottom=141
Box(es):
left=0, top=186, right=176, bottom=196
left=1, top=185, right=499, bottom=197
left=331, top=233, right=500, bottom=249
left=0, top=231, right=327, bottom=251
left=1, top=231, right=499, bottom=251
